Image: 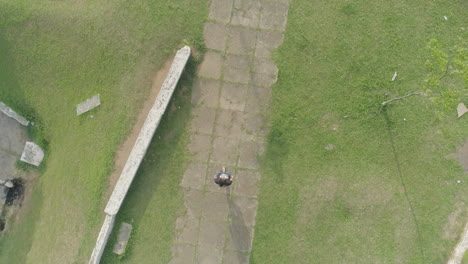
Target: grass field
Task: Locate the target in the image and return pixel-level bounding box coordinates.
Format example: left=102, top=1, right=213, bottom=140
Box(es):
left=0, top=0, right=206, bottom=263
left=251, top=0, right=468, bottom=263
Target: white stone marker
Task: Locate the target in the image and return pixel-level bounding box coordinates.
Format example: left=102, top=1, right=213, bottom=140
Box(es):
left=76, top=94, right=101, bottom=115
left=20, top=141, right=44, bottom=166
left=457, top=103, right=468, bottom=118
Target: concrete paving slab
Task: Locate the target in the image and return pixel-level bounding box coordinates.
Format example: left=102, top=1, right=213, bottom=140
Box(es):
left=259, top=13, right=287, bottom=30
left=238, top=140, right=262, bottom=169
left=214, top=109, right=244, bottom=139
left=224, top=66, right=251, bottom=84
left=225, top=54, right=251, bottom=69
left=219, top=82, right=248, bottom=111
left=253, top=58, right=278, bottom=76
left=192, top=78, right=220, bottom=108
left=198, top=219, right=227, bottom=248
left=233, top=0, right=261, bottom=10
left=231, top=9, right=260, bottom=28
left=242, top=112, right=265, bottom=136
left=188, top=134, right=212, bottom=162
left=177, top=217, right=200, bottom=244
left=227, top=26, right=257, bottom=55
left=184, top=189, right=205, bottom=218
left=208, top=0, right=233, bottom=23
left=190, top=107, right=217, bottom=135
left=204, top=23, right=229, bottom=51
left=223, top=250, right=250, bottom=264
left=225, top=224, right=253, bottom=251
left=255, top=30, right=284, bottom=58
left=210, top=137, right=239, bottom=166
left=169, top=243, right=196, bottom=264
left=0, top=111, right=28, bottom=155
left=198, top=52, right=224, bottom=79
left=195, top=245, right=223, bottom=264
left=181, top=162, right=207, bottom=190
left=245, top=86, right=271, bottom=113
left=230, top=195, right=258, bottom=226
left=260, top=0, right=289, bottom=16
left=252, top=72, right=278, bottom=87
left=202, top=191, right=230, bottom=221
left=0, top=151, right=19, bottom=181
left=233, top=170, right=261, bottom=197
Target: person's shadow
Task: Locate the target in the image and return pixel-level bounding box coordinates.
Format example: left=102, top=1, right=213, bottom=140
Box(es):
left=226, top=191, right=251, bottom=263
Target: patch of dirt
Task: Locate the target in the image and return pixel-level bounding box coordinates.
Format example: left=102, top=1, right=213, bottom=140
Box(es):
left=447, top=139, right=468, bottom=173
left=104, top=56, right=175, bottom=199
left=318, top=112, right=340, bottom=132
left=443, top=201, right=465, bottom=239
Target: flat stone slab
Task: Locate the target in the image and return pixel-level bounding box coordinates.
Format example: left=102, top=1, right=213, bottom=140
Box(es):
left=20, top=141, right=44, bottom=167
left=0, top=150, right=18, bottom=181
left=112, top=222, right=133, bottom=255
left=457, top=103, right=468, bottom=118
left=223, top=250, right=250, bottom=264
left=76, top=94, right=101, bottom=115
left=169, top=243, right=196, bottom=264
left=198, top=219, right=227, bottom=248
left=176, top=217, right=199, bottom=244
left=195, top=245, right=222, bottom=264
left=0, top=102, right=30, bottom=126
left=0, top=112, right=28, bottom=155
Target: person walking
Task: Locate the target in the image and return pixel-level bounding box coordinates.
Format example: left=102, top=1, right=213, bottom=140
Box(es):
left=213, top=166, right=234, bottom=187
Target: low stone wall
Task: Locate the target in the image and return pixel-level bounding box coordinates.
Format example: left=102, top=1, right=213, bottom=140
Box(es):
left=89, top=46, right=191, bottom=264
left=88, top=214, right=116, bottom=264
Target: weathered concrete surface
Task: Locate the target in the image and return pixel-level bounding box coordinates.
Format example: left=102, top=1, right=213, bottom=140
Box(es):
left=105, top=46, right=190, bottom=216
left=20, top=141, right=44, bottom=167
left=0, top=102, right=30, bottom=126
left=88, top=214, right=116, bottom=264
left=0, top=111, right=28, bottom=182
left=172, top=0, right=289, bottom=262
left=112, top=222, right=133, bottom=255
left=76, top=94, right=101, bottom=115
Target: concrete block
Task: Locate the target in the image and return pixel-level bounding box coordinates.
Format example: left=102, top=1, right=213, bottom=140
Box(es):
left=20, top=142, right=44, bottom=167
left=112, top=222, right=133, bottom=255
left=76, top=94, right=101, bottom=115
left=0, top=102, right=30, bottom=126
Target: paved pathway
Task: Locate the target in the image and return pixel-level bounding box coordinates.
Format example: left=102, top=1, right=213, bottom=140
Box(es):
left=170, top=0, right=289, bottom=263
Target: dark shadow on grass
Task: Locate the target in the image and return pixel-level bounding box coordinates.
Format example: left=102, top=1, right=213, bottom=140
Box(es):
left=382, top=108, right=426, bottom=262
left=0, top=187, right=43, bottom=264
left=100, top=55, right=198, bottom=263
left=226, top=192, right=252, bottom=263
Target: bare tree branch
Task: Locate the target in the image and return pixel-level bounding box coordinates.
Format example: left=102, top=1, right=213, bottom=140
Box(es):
left=381, top=92, right=426, bottom=107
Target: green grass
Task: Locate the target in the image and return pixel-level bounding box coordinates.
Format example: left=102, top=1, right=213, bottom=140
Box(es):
left=0, top=0, right=207, bottom=263
left=251, top=0, right=468, bottom=263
